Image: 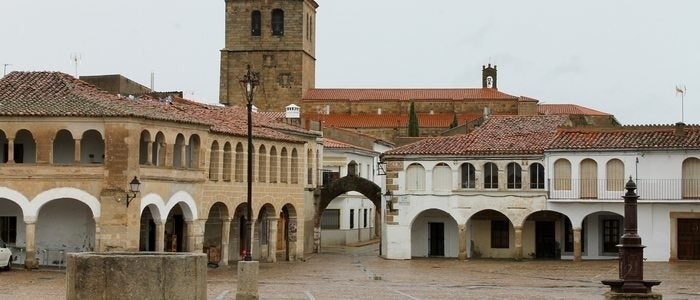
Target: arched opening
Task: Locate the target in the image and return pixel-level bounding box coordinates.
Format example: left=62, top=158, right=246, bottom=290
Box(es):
left=231, top=203, right=249, bottom=261
left=280, top=148, right=288, bottom=184
left=80, top=129, right=104, bottom=164
left=187, top=135, right=200, bottom=169
left=53, top=129, right=74, bottom=164
left=36, top=198, right=95, bottom=266
left=12, top=129, right=36, bottom=164
left=258, top=145, right=267, bottom=183
left=209, top=141, right=220, bottom=181
left=139, top=130, right=152, bottom=165
left=580, top=159, right=598, bottom=198
left=410, top=209, right=458, bottom=257
left=271, top=9, right=284, bottom=36
left=278, top=204, right=297, bottom=261
left=522, top=210, right=572, bottom=259
left=223, top=142, right=232, bottom=181
left=153, top=132, right=166, bottom=167
left=164, top=204, right=188, bottom=252
left=432, top=163, right=452, bottom=191
left=139, top=205, right=160, bottom=251
left=204, top=202, right=229, bottom=265
left=269, top=146, right=278, bottom=183
left=291, top=148, right=299, bottom=184
left=0, top=198, right=25, bottom=266
left=582, top=211, right=623, bottom=258
left=467, top=209, right=513, bottom=259
left=255, top=203, right=276, bottom=262
left=235, top=143, right=244, bottom=182
left=406, top=163, right=425, bottom=191
left=173, top=134, right=186, bottom=168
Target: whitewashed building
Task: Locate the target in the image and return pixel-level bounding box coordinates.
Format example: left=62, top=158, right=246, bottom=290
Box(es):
left=380, top=116, right=700, bottom=261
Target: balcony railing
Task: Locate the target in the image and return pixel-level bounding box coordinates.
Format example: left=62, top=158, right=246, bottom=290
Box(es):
left=548, top=179, right=700, bottom=200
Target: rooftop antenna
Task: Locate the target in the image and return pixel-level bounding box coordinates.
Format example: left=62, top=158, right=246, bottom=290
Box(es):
left=675, top=84, right=687, bottom=123
left=70, top=53, right=82, bottom=78
left=2, top=63, right=11, bottom=76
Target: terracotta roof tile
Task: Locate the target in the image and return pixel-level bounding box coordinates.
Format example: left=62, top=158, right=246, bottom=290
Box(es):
left=304, top=113, right=484, bottom=128
left=0, top=71, right=313, bottom=143
left=549, top=125, right=700, bottom=150
left=538, top=104, right=610, bottom=116
left=384, top=115, right=570, bottom=156
left=303, top=88, right=518, bottom=101
left=323, top=138, right=376, bottom=153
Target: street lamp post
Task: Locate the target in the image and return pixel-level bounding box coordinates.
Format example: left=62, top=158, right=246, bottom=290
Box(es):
left=240, top=64, right=259, bottom=261
left=237, top=65, right=260, bottom=300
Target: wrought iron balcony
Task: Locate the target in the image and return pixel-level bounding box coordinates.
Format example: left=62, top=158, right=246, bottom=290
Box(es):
left=547, top=179, right=700, bottom=200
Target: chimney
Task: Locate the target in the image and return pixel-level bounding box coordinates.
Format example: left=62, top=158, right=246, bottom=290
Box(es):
left=675, top=122, right=686, bottom=137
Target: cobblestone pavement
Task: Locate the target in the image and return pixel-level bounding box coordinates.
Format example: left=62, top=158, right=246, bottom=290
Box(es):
left=1, top=244, right=699, bottom=299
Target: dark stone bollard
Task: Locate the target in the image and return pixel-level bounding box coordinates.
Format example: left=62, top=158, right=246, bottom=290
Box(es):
left=66, top=252, right=207, bottom=300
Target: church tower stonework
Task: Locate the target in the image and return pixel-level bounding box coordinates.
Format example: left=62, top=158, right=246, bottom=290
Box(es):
left=219, top=0, right=318, bottom=111
left=482, top=64, right=497, bottom=90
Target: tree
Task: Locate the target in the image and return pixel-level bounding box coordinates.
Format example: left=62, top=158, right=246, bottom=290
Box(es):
left=408, top=101, right=419, bottom=137
left=450, top=113, right=458, bottom=129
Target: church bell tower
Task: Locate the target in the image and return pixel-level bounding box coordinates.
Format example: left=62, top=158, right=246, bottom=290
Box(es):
left=219, top=0, right=318, bottom=111
left=482, top=64, right=497, bottom=90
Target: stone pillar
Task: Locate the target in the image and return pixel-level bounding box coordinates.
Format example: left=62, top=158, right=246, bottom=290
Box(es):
left=186, top=220, right=204, bottom=253
left=156, top=222, right=165, bottom=252
left=180, top=144, right=187, bottom=168
left=514, top=226, right=523, bottom=260
left=6, top=138, right=14, bottom=164
left=573, top=227, right=582, bottom=262
left=73, top=139, right=81, bottom=163
left=220, top=219, right=231, bottom=266
left=24, top=221, right=38, bottom=269
left=236, top=261, right=259, bottom=300
left=458, top=224, right=468, bottom=260
left=93, top=218, right=101, bottom=252
left=146, top=141, right=153, bottom=165
left=268, top=217, right=278, bottom=263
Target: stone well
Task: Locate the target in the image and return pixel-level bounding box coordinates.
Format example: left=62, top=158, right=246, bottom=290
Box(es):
left=66, top=252, right=207, bottom=300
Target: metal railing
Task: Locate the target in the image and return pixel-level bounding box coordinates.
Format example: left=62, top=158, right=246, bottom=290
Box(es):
left=547, top=179, right=700, bottom=200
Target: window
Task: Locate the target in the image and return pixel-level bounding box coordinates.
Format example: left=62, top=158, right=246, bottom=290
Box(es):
left=602, top=219, right=620, bottom=253
left=606, top=159, right=625, bottom=191
left=530, top=163, right=545, bottom=189
left=271, top=9, right=284, bottom=36
left=291, top=148, right=299, bottom=184
left=506, top=163, right=522, bottom=189
left=258, top=145, right=267, bottom=183
left=349, top=209, right=355, bottom=229
left=461, top=163, right=476, bottom=188
left=251, top=11, right=261, bottom=36
left=484, top=162, right=498, bottom=189
left=322, top=170, right=340, bottom=186
left=0, top=216, right=17, bottom=244
left=682, top=157, right=700, bottom=199
left=491, top=220, right=509, bottom=248
left=406, top=163, right=426, bottom=191
left=580, top=159, right=598, bottom=199
left=321, top=209, right=340, bottom=229
left=432, top=163, right=452, bottom=191
left=553, top=159, right=571, bottom=190
left=209, top=141, right=220, bottom=181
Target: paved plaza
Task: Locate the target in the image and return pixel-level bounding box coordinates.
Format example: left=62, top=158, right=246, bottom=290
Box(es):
left=1, top=244, right=699, bottom=299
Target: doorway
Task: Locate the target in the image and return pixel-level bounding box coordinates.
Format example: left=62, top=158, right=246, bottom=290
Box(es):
left=535, top=221, right=556, bottom=259
left=678, top=218, right=700, bottom=260
left=429, top=222, right=444, bottom=256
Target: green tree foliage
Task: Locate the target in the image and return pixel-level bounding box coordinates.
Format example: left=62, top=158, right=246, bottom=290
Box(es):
left=450, top=113, right=458, bottom=129
left=408, top=101, right=419, bottom=137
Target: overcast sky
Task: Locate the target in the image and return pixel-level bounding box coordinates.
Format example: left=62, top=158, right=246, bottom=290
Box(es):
left=2, top=0, right=698, bottom=125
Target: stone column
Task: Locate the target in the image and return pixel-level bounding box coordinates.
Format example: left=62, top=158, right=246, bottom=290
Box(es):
left=220, top=219, right=231, bottom=265
left=268, top=217, right=278, bottom=263
left=24, top=220, right=38, bottom=269
left=514, top=226, right=523, bottom=260
left=156, top=222, right=165, bottom=252
left=6, top=138, right=14, bottom=164
left=573, top=227, right=582, bottom=262
left=458, top=224, right=468, bottom=260
left=180, top=144, right=187, bottom=168
left=146, top=141, right=153, bottom=165
left=93, top=218, right=101, bottom=251
left=73, top=139, right=81, bottom=163
left=186, top=220, right=204, bottom=253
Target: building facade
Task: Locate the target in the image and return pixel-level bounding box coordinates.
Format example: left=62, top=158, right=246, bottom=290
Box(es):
left=0, top=72, right=322, bottom=268
left=381, top=117, right=700, bottom=261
